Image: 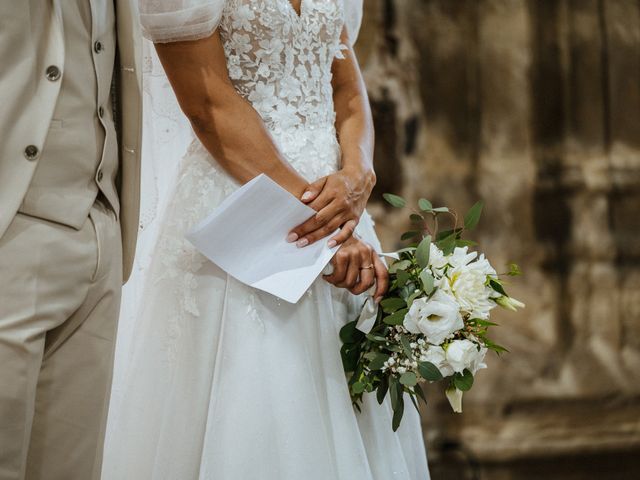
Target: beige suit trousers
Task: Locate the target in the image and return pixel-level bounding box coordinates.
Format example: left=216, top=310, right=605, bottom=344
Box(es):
left=0, top=201, right=122, bottom=480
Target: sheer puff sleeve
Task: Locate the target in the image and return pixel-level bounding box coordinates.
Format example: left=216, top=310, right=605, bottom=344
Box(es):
left=139, top=0, right=226, bottom=43
left=342, top=0, right=363, bottom=46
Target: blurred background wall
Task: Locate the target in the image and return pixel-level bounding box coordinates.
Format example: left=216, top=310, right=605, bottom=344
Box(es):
left=355, top=1, right=640, bottom=478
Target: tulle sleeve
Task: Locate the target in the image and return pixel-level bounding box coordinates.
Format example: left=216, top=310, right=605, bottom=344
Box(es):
left=343, top=0, right=363, bottom=46
left=139, top=0, right=227, bottom=43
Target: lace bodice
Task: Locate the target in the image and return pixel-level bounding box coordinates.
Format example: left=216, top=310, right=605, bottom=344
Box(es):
left=220, top=1, right=345, bottom=133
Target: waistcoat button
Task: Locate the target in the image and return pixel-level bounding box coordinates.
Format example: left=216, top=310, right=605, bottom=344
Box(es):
left=45, top=65, right=61, bottom=82
left=24, top=145, right=39, bottom=161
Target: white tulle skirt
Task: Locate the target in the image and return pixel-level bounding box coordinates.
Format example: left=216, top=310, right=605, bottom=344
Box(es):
left=102, top=138, right=429, bottom=480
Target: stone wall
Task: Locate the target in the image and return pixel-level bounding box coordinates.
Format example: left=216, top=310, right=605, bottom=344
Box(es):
left=356, top=1, right=640, bottom=478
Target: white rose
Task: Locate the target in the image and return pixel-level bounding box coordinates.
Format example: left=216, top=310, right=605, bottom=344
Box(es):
left=403, top=290, right=463, bottom=345
left=445, top=339, right=487, bottom=374
left=421, top=345, right=454, bottom=377
left=441, top=249, right=498, bottom=320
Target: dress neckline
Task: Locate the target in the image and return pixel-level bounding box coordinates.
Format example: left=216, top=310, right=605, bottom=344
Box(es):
left=286, top=0, right=305, bottom=19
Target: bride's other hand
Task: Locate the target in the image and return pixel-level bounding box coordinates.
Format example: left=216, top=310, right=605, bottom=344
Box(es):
left=288, top=25, right=376, bottom=249
left=323, top=237, right=388, bottom=301
left=287, top=165, right=375, bottom=248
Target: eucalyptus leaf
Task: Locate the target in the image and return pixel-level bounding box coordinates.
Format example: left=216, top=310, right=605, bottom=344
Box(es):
left=400, top=371, right=418, bottom=387
left=401, top=231, right=420, bottom=241
left=389, top=259, right=411, bottom=274
left=453, top=369, right=474, bottom=391
left=410, top=213, right=424, bottom=222
left=365, top=334, right=388, bottom=344
left=400, top=335, right=414, bottom=360
left=408, top=391, right=420, bottom=412
left=464, top=201, right=484, bottom=230
left=352, top=381, right=366, bottom=394
left=396, top=270, right=411, bottom=287
left=418, top=361, right=444, bottom=381
left=392, top=389, right=405, bottom=432
left=419, top=269, right=435, bottom=294
left=436, top=228, right=462, bottom=241
left=368, top=353, right=390, bottom=371
left=340, top=344, right=360, bottom=372
left=383, top=308, right=408, bottom=326
left=380, top=297, right=406, bottom=314
left=383, top=193, right=406, bottom=208
left=432, top=207, right=449, bottom=213
left=414, top=383, right=428, bottom=405
left=437, top=233, right=457, bottom=255
left=416, top=235, right=432, bottom=268
left=376, top=376, right=389, bottom=405
left=406, top=289, right=422, bottom=307
left=418, top=198, right=433, bottom=211
left=389, top=376, right=400, bottom=410
left=339, top=320, right=360, bottom=344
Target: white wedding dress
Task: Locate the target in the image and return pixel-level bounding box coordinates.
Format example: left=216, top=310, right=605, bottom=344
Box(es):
left=103, top=1, right=429, bottom=479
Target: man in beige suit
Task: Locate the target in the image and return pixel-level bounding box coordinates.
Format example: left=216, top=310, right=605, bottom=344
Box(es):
left=0, top=1, right=141, bottom=478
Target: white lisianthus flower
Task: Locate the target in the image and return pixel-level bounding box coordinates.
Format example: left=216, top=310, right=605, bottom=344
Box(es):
left=445, top=386, right=464, bottom=413
left=496, top=296, right=526, bottom=311
left=448, top=246, right=478, bottom=268
left=403, top=290, right=463, bottom=345
left=428, top=244, right=448, bottom=273
left=441, top=247, right=498, bottom=319
left=421, top=345, right=454, bottom=377
left=445, top=339, right=487, bottom=374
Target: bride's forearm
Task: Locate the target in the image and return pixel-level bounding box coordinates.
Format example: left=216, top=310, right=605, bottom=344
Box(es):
left=154, top=34, right=308, bottom=198
left=332, top=32, right=376, bottom=192
left=187, top=92, right=308, bottom=198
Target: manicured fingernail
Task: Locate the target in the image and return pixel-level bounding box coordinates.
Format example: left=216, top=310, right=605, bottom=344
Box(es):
left=296, top=238, right=309, bottom=248
left=301, top=191, right=313, bottom=201
left=327, top=239, right=337, bottom=248
left=287, top=233, right=298, bottom=242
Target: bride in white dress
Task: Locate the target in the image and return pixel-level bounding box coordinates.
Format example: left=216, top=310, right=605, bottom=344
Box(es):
left=103, top=1, right=429, bottom=478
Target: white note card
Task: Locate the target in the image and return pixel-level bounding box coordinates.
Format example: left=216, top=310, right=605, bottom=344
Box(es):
left=186, top=174, right=339, bottom=303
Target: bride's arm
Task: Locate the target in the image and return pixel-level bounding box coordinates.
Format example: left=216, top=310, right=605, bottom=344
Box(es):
left=153, top=32, right=309, bottom=198
left=288, top=28, right=376, bottom=247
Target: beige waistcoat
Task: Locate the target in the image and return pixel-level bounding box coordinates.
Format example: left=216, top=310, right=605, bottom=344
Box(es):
left=0, top=0, right=142, bottom=282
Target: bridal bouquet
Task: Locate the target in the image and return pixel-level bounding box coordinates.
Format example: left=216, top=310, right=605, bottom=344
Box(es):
left=340, top=195, right=524, bottom=431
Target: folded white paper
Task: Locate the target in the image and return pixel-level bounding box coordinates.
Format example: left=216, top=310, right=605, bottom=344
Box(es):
left=186, top=174, right=339, bottom=303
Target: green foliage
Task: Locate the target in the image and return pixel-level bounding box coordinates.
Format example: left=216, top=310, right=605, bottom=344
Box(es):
left=418, top=361, right=444, bottom=381
left=400, top=372, right=418, bottom=387
left=453, top=370, right=474, bottom=391
left=416, top=235, right=432, bottom=268
left=380, top=297, right=406, bottom=313
left=507, top=262, right=523, bottom=276
left=418, top=198, right=433, bottom=211
left=464, top=201, right=484, bottom=230
left=383, top=193, right=406, bottom=208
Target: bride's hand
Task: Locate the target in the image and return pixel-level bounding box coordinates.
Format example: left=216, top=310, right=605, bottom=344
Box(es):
left=287, top=166, right=376, bottom=248
left=323, top=237, right=388, bottom=301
